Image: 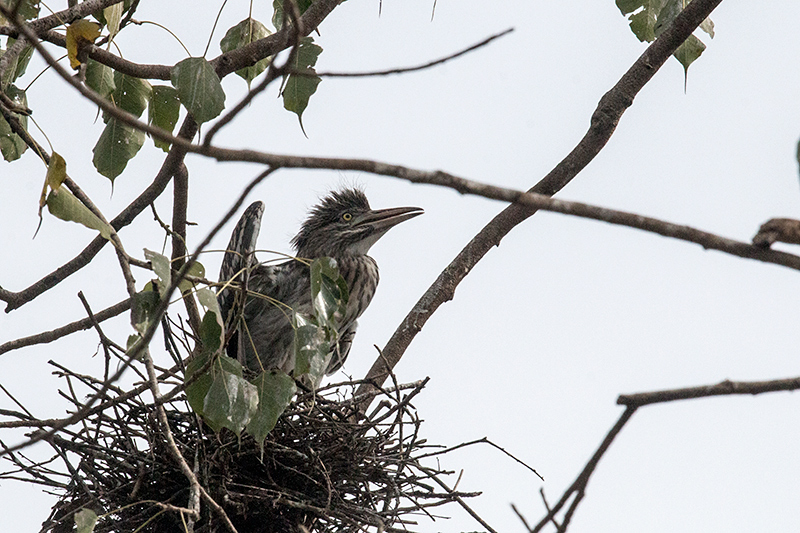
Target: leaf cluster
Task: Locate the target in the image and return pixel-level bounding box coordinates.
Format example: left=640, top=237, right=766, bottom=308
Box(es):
left=616, top=0, right=715, bottom=73
left=1, top=1, right=323, bottom=183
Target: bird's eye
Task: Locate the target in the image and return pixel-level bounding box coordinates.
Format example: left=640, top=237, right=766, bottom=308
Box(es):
left=342, top=213, right=352, bottom=221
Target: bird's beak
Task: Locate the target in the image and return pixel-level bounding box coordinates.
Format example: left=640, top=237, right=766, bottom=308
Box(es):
left=355, top=206, right=424, bottom=232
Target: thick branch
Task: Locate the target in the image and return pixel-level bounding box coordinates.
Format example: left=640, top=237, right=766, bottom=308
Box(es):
left=354, top=0, right=726, bottom=407
left=171, top=163, right=202, bottom=334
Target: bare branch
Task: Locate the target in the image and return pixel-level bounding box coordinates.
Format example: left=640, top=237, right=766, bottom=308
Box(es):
left=202, top=51, right=284, bottom=147
left=0, top=299, right=131, bottom=356
left=354, top=0, right=727, bottom=409
left=618, top=376, right=800, bottom=407
left=171, top=163, right=202, bottom=334
left=523, top=374, right=800, bottom=531
left=308, top=28, right=514, bottom=78
left=529, top=407, right=637, bottom=533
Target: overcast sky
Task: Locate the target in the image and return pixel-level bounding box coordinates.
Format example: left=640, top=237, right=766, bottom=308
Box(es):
left=2, top=1, right=800, bottom=531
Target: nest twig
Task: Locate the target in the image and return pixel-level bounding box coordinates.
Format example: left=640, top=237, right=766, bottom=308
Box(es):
left=6, top=364, right=475, bottom=533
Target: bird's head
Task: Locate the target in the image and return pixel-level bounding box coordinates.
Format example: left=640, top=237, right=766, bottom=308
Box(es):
left=291, top=189, right=423, bottom=258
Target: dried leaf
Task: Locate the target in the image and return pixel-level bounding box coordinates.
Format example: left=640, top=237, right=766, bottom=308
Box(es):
left=66, top=20, right=101, bottom=69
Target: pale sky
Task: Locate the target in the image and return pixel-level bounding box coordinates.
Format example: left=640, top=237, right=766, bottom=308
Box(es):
left=2, top=1, right=800, bottom=531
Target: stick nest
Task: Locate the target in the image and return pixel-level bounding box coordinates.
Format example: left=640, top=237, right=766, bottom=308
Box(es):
left=37, top=377, right=473, bottom=533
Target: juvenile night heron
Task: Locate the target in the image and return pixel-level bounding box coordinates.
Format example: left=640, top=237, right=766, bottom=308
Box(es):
left=218, top=189, right=423, bottom=381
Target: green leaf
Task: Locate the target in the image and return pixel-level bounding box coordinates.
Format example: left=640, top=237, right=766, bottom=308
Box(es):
left=178, top=260, right=205, bottom=293
left=699, top=17, right=714, bottom=38
left=143, top=249, right=171, bottom=296
left=310, top=257, right=348, bottom=327
left=85, top=59, right=116, bottom=99
left=148, top=85, right=180, bottom=151
left=196, top=287, right=221, bottom=320
left=92, top=117, right=145, bottom=180
left=198, top=308, right=223, bottom=353
left=271, top=0, right=284, bottom=31
left=796, top=139, right=800, bottom=179
left=271, top=0, right=313, bottom=30
left=0, top=85, right=27, bottom=161
left=247, top=370, right=296, bottom=446
left=109, top=71, right=151, bottom=119
left=46, top=188, right=114, bottom=241
left=220, top=18, right=272, bottom=86
left=74, top=508, right=98, bottom=533
left=92, top=0, right=133, bottom=26
left=202, top=357, right=257, bottom=434
left=170, top=57, right=225, bottom=124
left=132, top=287, right=160, bottom=336
left=45, top=152, right=67, bottom=189
left=282, top=37, right=322, bottom=133
left=617, top=0, right=712, bottom=76
left=654, top=0, right=681, bottom=38
left=185, top=309, right=228, bottom=418
left=615, top=0, right=645, bottom=15
left=185, top=348, right=212, bottom=414
left=292, top=320, right=330, bottom=381
left=674, top=34, right=705, bottom=77
left=0, top=0, right=40, bottom=22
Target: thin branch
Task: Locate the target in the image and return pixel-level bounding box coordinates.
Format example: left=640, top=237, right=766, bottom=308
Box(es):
left=0, top=299, right=131, bottom=356
left=202, top=51, right=284, bottom=147
left=416, top=436, right=543, bottom=481
left=309, top=28, right=513, bottom=78
left=530, top=407, right=637, bottom=533
left=524, top=374, right=800, bottom=532
left=416, top=465, right=497, bottom=533
left=171, top=163, right=202, bottom=334
left=617, top=376, right=800, bottom=407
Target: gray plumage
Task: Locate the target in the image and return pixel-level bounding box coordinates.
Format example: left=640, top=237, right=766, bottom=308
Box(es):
left=218, top=189, right=422, bottom=381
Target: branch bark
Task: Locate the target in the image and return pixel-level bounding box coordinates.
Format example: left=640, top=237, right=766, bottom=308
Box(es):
left=618, top=376, right=800, bottom=407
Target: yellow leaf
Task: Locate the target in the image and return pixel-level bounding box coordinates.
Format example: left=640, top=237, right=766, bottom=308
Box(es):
left=66, top=20, right=101, bottom=69
left=39, top=152, right=67, bottom=209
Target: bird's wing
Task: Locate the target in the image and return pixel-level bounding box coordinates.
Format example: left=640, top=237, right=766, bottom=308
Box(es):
left=240, top=261, right=310, bottom=373
left=218, top=201, right=265, bottom=332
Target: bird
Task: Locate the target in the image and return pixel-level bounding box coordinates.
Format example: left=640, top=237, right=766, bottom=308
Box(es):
left=217, top=189, right=423, bottom=384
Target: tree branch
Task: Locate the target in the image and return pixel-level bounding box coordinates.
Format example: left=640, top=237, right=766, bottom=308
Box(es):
left=353, top=0, right=727, bottom=408
left=0, top=299, right=130, bottom=356
left=530, top=407, right=637, bottom=533
left=171, top=163, right=202, bottom=334
left=524, top=373, right=800, bottom=532
left=617, top=376, right=800, bottom=407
